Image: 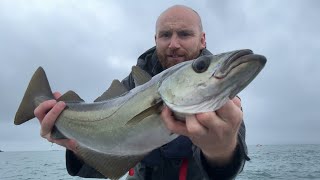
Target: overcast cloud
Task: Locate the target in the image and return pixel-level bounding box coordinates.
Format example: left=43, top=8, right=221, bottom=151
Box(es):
left=0, top=0, right=319, bottom=151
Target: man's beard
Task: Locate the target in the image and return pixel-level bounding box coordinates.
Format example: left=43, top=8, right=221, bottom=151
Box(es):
left=157, top=50, right=201, bottom=69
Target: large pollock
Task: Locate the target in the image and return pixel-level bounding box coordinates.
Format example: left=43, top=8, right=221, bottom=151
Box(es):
left=14, top=49, right=266, bottom=179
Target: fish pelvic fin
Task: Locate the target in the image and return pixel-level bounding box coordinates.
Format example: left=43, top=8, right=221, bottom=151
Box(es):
left=76, top=146, right=147, bottom=179
left=14, top=67, right=54, bottom=125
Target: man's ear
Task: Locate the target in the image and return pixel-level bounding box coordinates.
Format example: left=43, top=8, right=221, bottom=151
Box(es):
left=201, top=32, right=206, bottom=48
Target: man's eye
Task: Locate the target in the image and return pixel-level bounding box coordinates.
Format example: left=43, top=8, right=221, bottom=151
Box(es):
left=160, top=32, right=170, bottom=38
left=181, top=32, right=189, bottom=36
left=179, top=31, right=192, bottom=37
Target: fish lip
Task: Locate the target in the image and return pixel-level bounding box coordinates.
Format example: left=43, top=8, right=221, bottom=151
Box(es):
left=229, top=49, right=253, bottom=63
left=227, top=54, right=266, bottom=99
left=213, top=49, right=266, bottom=79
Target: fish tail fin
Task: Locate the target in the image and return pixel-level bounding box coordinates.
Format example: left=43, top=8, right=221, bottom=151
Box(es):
left=14, top=67, right=54, bottom=125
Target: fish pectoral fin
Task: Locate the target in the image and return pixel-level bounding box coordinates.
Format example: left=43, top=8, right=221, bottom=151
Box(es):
left=57, top=90, right=84, bottom=103
left=131, top=66, right=152, bottom=87
left=126, top=100, right=163, bottom=126
left=94, top=80, right=128, bottom=102
left=76, top=146, right=147, bottom=179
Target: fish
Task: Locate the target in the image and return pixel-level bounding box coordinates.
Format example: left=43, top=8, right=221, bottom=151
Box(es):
left=14, top=49, right=266, bottom=179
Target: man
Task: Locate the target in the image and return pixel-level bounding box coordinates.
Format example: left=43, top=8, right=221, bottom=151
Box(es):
left=35, top=5, right=249, bottom=180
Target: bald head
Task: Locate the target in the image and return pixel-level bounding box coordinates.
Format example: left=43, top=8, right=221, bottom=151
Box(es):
left=156, top=5, right=203, bottom=33
left=154, top=5, right=206, bottom=68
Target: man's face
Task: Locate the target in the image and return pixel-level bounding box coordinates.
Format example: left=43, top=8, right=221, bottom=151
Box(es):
left=155, top=8, right=206, bottom=69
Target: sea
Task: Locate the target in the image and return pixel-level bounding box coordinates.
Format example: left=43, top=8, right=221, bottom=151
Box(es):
left=0, top=144, right=320, bottom=180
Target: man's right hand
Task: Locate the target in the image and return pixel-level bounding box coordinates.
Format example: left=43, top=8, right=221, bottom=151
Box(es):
left=34, top=92, right=77, bottom=151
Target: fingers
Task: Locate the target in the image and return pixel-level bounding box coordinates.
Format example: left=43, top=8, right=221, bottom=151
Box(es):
left=218, top=100, right=242, bottom=119
left=160, top=98, right=243, bottom=162
left=232, top=96, right=241, bottom=108
left=216, top=99, right=243, bottom=128
left=161, top=106, right=188, bottom=136
left=161, top=106, right=210, bottom=138
left=53, top=91, right=62, bottom=99
left=40, top=101, right=66, bottom=138
left=34, top=92, right=63, bottom=121
left=34, top=91, right=66, bottom=138
left=196, top=111, right=224, bottom=129
left=196, top=97, right=242, bottom=131
left=162, top=98, right=243, bottom=140
left=185, top=114, right=208, bottom=138
left=34, top=100, right=58, bottom=122
left=33, top=92, right=78, bottom=151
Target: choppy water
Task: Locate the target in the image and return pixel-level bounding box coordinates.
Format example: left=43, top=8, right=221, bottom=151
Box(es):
left=237, top=144, right=320, bottom=180
left=0, top=144, right=319, bottom=180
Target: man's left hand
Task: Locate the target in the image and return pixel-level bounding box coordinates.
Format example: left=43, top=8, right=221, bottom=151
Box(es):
left=161, top=97, right=243, bottom=167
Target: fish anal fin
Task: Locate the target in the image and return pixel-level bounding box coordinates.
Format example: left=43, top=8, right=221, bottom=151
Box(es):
left=76, top=146, right=147, bottom=179
left=131, top=66, right=152, bottom=87
left=94, top=80, right=128, bottom=102
left=57, top=90, right=84, bottom=103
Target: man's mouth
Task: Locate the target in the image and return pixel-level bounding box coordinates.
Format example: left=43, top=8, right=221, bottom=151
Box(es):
left=170, top=54, right=182, bottom=57
left=167, top=54, right=185, bottom=60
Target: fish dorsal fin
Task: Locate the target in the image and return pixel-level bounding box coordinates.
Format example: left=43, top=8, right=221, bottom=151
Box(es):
left=131, top=66, right=152, bottom=87
left=57, top=90, right=84, bottom=103
left=76, top=145, right=147, bottom=179
left=94, top=80, right=128, bottom=102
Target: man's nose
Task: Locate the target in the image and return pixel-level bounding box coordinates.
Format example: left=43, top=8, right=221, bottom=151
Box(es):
left=168, top=35, right=180, bottom=49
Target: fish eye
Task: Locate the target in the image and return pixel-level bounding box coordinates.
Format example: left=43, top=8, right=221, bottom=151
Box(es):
left=192, top=57, right=210, bottom=73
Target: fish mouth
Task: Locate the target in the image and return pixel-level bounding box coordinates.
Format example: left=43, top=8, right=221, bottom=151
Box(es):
left=213, top=49, right=266, bottom=79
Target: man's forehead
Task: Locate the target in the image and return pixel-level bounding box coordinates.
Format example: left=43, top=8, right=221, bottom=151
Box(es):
left=157, top=24, right=196, bottom=33
left=156, top=12, right=200, bottom=32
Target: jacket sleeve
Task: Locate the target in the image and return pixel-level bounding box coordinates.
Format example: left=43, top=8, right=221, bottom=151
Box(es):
left=193, top=120, right=250, bottom=180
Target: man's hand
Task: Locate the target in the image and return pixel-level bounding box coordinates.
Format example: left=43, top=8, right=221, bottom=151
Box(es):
left=34, top=92, right=77, bottom=151
left=161, top=97, right=243, bottom=167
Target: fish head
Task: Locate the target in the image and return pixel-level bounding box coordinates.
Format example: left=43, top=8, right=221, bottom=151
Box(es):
left=158, top=49, right=266, bottom=114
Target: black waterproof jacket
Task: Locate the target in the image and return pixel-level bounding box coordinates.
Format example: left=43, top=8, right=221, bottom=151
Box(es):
left=66, top=47, right=249, bottom=180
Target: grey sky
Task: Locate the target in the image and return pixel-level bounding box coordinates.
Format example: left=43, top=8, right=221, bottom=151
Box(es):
left=0, top=0, right=319, bottom=151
